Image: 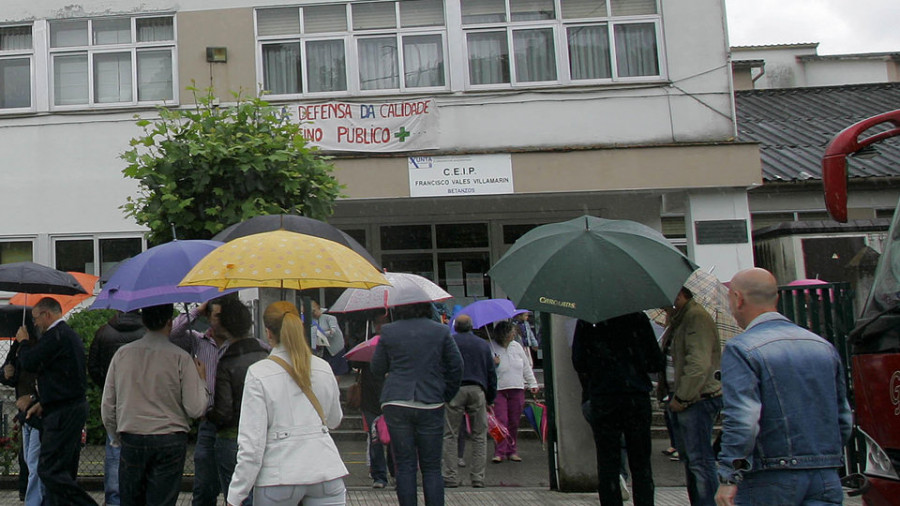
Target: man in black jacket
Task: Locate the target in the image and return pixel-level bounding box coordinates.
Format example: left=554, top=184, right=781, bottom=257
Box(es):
left=16, top=297, right=97, bottom=506
left=572, top=312, right=664, bottom=506
left=87, top=310, right=145, bottom=506
left=205, top=298, right=268, bottom=501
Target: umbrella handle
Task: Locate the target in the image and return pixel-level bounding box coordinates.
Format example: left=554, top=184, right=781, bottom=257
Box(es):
left=186, top=306, right=199, bottom=357
left=21, top=293, right=29, bottom=327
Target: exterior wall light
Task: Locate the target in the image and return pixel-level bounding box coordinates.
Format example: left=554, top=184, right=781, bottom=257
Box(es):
left=206, top=47, right=228, bottom=63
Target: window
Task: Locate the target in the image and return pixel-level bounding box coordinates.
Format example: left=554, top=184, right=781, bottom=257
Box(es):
left=54, top=236, right=143, bottom=276
left=49, top=16, right=175, bottom=107
left=0, top=25, right=33, bottom=110
left=0, top=241, right=33, bottom=264
left=463, top=0, right=661, bottom=87
left=379, top=223, right=492, bottom=303
left=256, top=0, right=447, bottom=96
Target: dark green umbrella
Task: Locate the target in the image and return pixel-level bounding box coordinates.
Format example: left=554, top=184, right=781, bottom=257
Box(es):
left=488, top=215, right=697, bottom=324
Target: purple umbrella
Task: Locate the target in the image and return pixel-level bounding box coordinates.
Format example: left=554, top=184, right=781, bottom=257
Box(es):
left=91, top=240, right=237, bottom=312
left=455, top=299, right=527, bottom=330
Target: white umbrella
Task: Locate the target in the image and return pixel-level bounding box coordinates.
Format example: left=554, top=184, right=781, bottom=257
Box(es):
left=328, top=272, right=451, bottom=313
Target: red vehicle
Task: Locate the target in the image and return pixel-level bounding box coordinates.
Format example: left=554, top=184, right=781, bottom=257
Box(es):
left=823, top=109, right=900, bottom=505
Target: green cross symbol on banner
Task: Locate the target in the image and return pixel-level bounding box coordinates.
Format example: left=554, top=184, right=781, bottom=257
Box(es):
left=394, top=127, right=411, bottom=142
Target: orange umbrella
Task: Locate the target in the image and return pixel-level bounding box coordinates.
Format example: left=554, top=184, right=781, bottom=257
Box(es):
left=10, top=271, right=99, bottom=314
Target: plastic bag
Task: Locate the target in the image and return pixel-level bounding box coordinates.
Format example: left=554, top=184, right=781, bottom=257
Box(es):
left=487, top=409, right=510, bottom=444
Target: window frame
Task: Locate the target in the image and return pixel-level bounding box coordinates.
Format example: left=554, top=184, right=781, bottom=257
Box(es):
left=462, top=0, right=664, bottom=90
left=51, top=234, right=146, bottom=277
left=0, top=238, right=35, bottom=265
left=0, top=24, right=35, bottom=113
left=378, top=222, right=492, bottom=300
left=254, top=3, right=450, bottom=98
left=47, top=15, right=178, bottom=110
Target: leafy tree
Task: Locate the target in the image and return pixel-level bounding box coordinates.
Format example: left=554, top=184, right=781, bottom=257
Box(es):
left=67, top=308, right=117, bottom=445
left=122, top=87, right=342, bottom=245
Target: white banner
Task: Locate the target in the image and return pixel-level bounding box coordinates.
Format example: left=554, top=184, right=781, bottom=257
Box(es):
left=294, top=99, right=438, bottom=152
left=408, top=154, right=514, bottom=197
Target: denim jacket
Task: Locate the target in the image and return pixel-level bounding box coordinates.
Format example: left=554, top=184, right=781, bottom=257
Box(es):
left=717, top=312, right=852, bottom=483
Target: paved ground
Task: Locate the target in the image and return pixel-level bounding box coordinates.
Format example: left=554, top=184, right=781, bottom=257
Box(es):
left=0, top=485, right=866, bottom=505
left=0, top=436, right=863, bottom=505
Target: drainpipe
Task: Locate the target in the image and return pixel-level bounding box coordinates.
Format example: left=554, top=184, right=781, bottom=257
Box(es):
left=751, top=66, right=766, bottom=84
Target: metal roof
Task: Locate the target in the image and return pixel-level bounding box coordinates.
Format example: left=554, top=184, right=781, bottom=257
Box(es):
left=735, top=83, right=900, bottom=181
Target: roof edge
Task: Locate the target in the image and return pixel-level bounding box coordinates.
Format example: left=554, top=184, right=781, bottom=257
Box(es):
left=753, top=219, right=891, bottom=240
left=732, top=43, right=819, bottom=51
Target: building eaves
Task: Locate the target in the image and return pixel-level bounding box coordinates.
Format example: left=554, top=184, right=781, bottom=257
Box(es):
left=732, top=43, right=819, bottom=51
left=753, top=219, right=891, bottom=240
left=733, top=59, right=765, bottom=69
left=798, top=52, right=900, bottom=62
left=735, top=83, right=900, bottom=182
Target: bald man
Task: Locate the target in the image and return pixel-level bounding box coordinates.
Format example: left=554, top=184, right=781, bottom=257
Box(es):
left=442, top=315, right=497, bottom=488
left=715, top=268, right=852, bottom=506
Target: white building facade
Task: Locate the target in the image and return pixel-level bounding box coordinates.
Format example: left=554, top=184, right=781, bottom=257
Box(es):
left=1, top=0, right=759, bottom=300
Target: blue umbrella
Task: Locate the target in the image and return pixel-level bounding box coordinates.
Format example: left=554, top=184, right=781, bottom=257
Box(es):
left=454, top=299, right=527, bottom=329
left=91, top=240, right=237, bottom=311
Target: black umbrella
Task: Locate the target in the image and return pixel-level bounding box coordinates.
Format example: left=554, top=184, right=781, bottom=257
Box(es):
left=212, top=214, right=380, bottom=269
left=0, top=262, right=87, bottom=296
left=0, top=305, right=34, bottom=338
left=0, top=262, right=87, bottom=327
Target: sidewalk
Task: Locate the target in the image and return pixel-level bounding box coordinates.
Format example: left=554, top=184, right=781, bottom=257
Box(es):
left=0, top=486, right=864, bottom=505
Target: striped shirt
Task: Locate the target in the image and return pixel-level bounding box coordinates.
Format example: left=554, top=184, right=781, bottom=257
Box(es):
left=171, top=308, right=221, bottom=410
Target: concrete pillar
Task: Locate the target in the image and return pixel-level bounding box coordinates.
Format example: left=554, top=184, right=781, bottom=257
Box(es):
left=548, top=314, right=598, bottom=492
left=685, top=189, right=755, bottom=281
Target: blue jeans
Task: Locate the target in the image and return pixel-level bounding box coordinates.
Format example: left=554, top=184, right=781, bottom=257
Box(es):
left=214, top=436, right=251, bottom=506
left=362, top=410, right=391, bottom=485
left=736, top=468, right=842, bottom=505
left=193, top=420, right=220, bottom=506
left=383, top=405, right=445, bottom=506
left=23, top=424, right=45, bottom=506
left=105, top=432, right=121, bottom=505
left=672, top=396, right=723, bottom=506
left=120, top=432, right=188, bottom=506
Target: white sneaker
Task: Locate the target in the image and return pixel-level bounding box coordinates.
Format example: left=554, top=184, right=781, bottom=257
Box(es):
left=458, top=458, right=466, bottom=467
left=619, top=475, right=630, bottom=502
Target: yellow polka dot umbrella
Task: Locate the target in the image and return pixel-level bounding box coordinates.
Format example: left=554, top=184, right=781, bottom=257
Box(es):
left=178, top=230, right=389, bottom=291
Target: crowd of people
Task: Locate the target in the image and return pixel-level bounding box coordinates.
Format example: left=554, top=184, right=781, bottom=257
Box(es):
left=0, top=265, right=851, bottom=506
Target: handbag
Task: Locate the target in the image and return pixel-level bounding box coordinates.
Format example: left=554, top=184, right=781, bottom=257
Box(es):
left=371, top=415, right=391, bottom=444
left=486, top=408, right=511, bottom=444
left=346, top=373, right=362, bottom=409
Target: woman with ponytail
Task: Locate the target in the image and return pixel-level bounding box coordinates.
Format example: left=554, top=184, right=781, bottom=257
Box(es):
left=226, top=301, right=347, bottom=506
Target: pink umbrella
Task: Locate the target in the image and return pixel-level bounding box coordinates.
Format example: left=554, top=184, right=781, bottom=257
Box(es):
left=787, top=278, right=833, bottom=302
left=344, top=335, right=381, bottom=362
left=787, top=278, right=829, bottom=286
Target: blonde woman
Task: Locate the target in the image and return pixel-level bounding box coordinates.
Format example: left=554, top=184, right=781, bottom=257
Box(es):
left=227, top=301, right=347, bottom=506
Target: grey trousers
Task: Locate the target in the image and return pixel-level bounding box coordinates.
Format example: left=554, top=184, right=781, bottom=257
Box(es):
left=442, top=385, right=488, bottom=485
left=252, top=478, right=346, bottom=506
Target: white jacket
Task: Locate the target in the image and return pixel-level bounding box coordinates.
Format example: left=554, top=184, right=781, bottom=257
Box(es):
left=227, top=347, right=347, bottom=505
left=490, top=340, right=539, bottom=391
